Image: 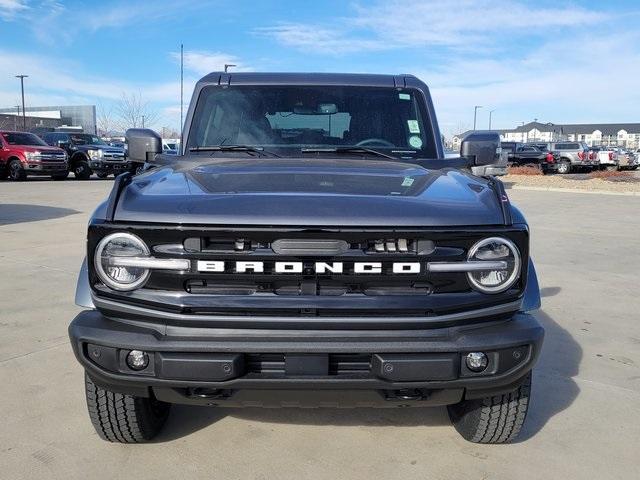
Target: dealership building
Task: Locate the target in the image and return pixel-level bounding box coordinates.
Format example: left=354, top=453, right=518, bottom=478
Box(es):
left=0, top=105, right=96, bottom=134
left=452, top=122, right=640, bottom=149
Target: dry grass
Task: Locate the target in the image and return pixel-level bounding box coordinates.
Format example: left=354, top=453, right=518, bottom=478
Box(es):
left=506, top=166, right=543, bottom=176
left=588, top=170, right=631, bottom=180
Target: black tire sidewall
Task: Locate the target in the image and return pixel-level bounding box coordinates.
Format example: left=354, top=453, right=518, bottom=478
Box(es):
left=74, top=160, right=92, bottom=180
left=9, top=159, right=26, bottom=181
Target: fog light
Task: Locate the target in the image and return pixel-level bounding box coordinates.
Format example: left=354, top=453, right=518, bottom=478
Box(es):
left=466, top=352, right=488, bottom=372
left=126, top=350, right=149, bottom=370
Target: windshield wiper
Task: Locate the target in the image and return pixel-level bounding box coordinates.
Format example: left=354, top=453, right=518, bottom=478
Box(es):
left=189, top=145, right=280, bottom=157
left=301, top=146, right=398, bottom=161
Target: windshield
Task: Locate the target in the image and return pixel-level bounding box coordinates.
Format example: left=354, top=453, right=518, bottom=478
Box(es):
left=2, top=132, right=48, bottom=147
left=187, top=85, right=435, bottom=158
left=70, top=134, right=106, bottom=145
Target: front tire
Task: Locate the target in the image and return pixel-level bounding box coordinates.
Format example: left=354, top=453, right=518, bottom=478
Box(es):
left=557, top=160, right=571, bottom=174
left=84, top=373, right=170, bottom=443
left=73, top=160, right=92, bottom=180
left=447, top=372, right=531, bottom=444
left=8, top=159, right=26, bottom=181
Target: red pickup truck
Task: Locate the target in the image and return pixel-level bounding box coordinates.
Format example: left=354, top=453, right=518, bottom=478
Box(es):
left=0, top=131, right=69, bottom=181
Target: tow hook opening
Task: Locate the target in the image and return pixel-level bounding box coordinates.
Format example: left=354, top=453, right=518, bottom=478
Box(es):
left=383, top=388, right=427, bottom=401
left=187, top=387, right=228, bottom=399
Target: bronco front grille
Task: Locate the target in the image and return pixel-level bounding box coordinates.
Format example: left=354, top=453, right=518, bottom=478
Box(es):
left=88, top=224, right=529, bottom=320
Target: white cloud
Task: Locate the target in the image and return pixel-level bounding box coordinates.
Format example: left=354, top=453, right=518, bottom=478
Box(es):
left=352, top=0, right=605, bottom=48
left=258, top=0, right=606, bottom=53
left=171, top=51, right=252, bottom=76
left=254, top=24, right=387, bottom=55
left=0, top=0, right=29, bottom=20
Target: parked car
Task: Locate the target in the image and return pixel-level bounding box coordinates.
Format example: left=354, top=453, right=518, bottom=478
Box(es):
left=41, top=132, right=128, bottom=179
left=549, top=141, right=594, bottom=174
left=69, top=72, right=543, bottom=445
left=502, top=142, right=556, bottom=173
left=162, top=139, right=179, bottom=155
left=616, top=148, right=638, bottom=170
left=0, top=131, right=68, bottom=181
left=595, top=145, right=619, bottom=171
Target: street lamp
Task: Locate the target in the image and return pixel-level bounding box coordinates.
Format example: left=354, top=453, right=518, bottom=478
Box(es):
left=489, top=109, right=496, bottom=130
left=15, top=75, right=28, bottom=130
left=473, top=105, right=483, bottom=130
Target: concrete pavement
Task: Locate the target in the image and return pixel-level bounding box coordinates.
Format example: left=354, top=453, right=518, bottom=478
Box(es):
left=1, top=179, right=639, bottom=480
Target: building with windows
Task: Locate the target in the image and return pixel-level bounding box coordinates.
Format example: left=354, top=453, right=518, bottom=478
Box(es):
left=0, top=105, right=96, bottom=134
left=451, top=122, right=640, bottom=149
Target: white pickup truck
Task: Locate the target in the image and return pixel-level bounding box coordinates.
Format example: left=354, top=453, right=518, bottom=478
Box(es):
left=596, top=146, right=618, bottom=171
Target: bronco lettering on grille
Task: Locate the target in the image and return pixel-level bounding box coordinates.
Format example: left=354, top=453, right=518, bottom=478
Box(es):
left=196, top=261, right=422, bottom=274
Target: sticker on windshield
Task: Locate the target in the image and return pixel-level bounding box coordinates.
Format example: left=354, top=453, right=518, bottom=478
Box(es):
left=407, top=120, right=420, bottom=134
left=401, top=177, right=414, bottom=187
left=409, top=135, right=423, bottom=149
left=398, top=93, right=411, bottom=100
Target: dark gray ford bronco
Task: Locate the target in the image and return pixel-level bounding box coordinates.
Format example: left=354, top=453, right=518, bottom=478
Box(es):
left=69, top=72, right=543, bottom=444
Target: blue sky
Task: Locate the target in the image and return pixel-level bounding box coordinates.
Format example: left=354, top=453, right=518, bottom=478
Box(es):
left=1, top=0, right=639, bottom=136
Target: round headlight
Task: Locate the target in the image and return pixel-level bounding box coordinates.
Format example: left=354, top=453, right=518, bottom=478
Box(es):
left=94, top=232, right=150, bottom=291
left=467, top=237, right=521, bottom=294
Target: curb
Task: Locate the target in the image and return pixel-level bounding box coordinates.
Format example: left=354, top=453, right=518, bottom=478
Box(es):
left=508, top=185, right=640, bottom=197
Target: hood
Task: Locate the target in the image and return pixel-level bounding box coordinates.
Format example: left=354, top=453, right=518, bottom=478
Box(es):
left=77, top=144, right=124, bottom=152
left=113, top=157, right=504, bottom=226
left=15, top=145, right=65, bottom=153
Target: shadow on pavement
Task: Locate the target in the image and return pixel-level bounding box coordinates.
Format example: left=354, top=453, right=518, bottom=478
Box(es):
left=156, top=403, right=451, bottom=443
left=518, top=309, right=582, bottom=441
left=0, top=204, right=80, bottom=225
left=155, top=308, right=581, bottom=443
left=540, top=286, right=561, bottom=298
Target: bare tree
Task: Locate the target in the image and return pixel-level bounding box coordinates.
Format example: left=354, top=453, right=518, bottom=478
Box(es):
left=116, top=92, right=159, bottom=131
left=96, top=103, right=117, bottom=136
left=158, top=126, right=180, bottom=138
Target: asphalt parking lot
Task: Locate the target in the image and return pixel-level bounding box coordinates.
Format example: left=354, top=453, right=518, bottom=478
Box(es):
left=1, top=179, right=639, bottom=480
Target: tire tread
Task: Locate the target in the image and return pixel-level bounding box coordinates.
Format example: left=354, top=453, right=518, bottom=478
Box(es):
left=84, top=373, right=169, bottom=443
left=448, top=372, right=532, bottom=444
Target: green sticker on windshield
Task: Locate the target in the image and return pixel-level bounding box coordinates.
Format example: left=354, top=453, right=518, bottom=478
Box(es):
left=407, top=120, right=420, bottom=133
left=401, top=177, right=414, bottom=187
left=399, top=93, right=411, bottom=100
left=409, top=135, right=423, bottom=149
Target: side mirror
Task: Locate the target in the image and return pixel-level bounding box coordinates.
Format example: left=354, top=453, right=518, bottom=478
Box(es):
left=125, top=128, right=162, bottom=163
left=460, top=132, right=501, bottom=166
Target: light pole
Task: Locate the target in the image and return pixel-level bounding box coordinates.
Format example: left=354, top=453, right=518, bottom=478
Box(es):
left=489, top=109, right=496, bottom=130
left=15, top=75, right=28, bottom=130
left=14, top=105, right=20, bottom=130
left=224, top=63, right=236, bottom=73
left=473, top=105, right=482, bottom=130
left=142, top=115, right=146, bottom=128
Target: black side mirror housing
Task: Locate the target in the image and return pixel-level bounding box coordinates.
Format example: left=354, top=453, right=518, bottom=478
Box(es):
left=126, top=128, right=162, bottom=163
left=460, top=132, right=501, bottom=166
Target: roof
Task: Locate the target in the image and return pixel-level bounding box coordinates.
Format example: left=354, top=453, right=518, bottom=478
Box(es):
left=197, top=72, right=418, bottom=88
left=453, top=129, right=510, bottom=139
left=454, top=121, right=640, bottom=138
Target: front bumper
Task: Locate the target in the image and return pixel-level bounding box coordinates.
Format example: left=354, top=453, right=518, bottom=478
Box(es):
left=89, top=160, right=130, bottom=173
left=69, top=309, right=544, bottom=407
left=25, top=162, right=68, bottom=174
